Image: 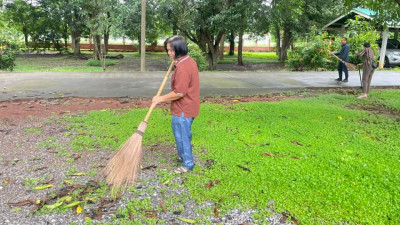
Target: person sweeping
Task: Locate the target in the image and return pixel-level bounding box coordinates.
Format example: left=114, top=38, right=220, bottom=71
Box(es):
left=152, top=35, right=200, bottom=174
left=355, top=43, right=376, bottom=99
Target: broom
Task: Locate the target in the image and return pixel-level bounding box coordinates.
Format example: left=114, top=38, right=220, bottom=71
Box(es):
left=102, top=60, right=175, bottom=187
left=330, top=52, right=356, bottom=71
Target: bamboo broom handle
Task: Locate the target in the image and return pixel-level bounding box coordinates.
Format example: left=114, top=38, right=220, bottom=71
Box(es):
left=143, top=60, right=175, bottom=122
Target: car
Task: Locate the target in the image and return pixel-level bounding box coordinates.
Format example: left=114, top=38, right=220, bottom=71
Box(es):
left=377, top=39, right=400, bottom=67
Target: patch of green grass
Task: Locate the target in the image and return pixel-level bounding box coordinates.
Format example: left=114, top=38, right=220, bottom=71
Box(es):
left=218, top=51, right=279, bottom=64
left=37, top=137, right=61, bottom=150
left=86, top=59, right=117, bottom=67
left=25, top=127, right=42, bottom=135
left=64, top=89, right=400, bottom=224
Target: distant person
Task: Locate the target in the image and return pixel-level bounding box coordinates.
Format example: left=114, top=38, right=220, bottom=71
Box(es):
left=356, top=43, right=375, bottom=99
left=335, top=38, right=350, bottom=82
left=152, top=35, right=200, bottom=174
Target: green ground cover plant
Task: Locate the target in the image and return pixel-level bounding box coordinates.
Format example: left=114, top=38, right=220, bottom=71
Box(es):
left=64, top=90, right=400, bottom=224
left=218, top=52, right=279, bottom=64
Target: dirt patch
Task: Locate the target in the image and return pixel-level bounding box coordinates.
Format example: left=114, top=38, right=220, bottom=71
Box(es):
left=0, top=94, right=303, bottom=124
left=347, top=104, right=400, bottom=118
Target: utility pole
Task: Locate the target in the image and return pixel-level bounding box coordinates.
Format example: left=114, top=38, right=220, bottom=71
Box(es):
left=140, top=0, right=146, bottom=71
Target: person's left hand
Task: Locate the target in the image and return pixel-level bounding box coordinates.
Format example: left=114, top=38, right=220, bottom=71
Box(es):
left=357, top=63, right=362, bottom=66
left=152, top=96, right=163, bottom=105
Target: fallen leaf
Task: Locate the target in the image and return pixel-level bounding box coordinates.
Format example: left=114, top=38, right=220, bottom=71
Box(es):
left=34, top=184, right=53, bottom=190
left=64, top=201, right=83, bottom=209
left=4, top=177, right=13, bottom=184
left=73, top=155, right=81, bottom=161
left=177, top=217, right=196, bottom=224
left=76, top=205, right=83, bottom=214
left=233, top=99, right=239, bottom=102
left=12, top=208, right=22, bottom=212
left=145, top=213, right=157, bottom=218
left=84, top=217, right=93, bottom=222
left=141, top=165, right=157, bottom=170
left=214, top=180, right=220, bottom=185
left=337, top=116, right=343, bottom=120
left=161, top=179, right=170, bottom=185
left=291, top=141, right=303, bottom=146
left=290, top=157, right=299, bottom=160
left=160, top=200, right=167, bottom=213
left=237, top=165, right=251, bottom=172
left=33, top=166, right=47, bottom=171
left=129, top=211, right=134, bottom=221
left=63, top=179, right=74, bottom=185
left=70, top=172, right=86, bottom=176
left=261, top=152, right=275, bottom=157
left=7, top=199, right=37, bottom=206
left=214, top=204, right=219, bottom=218
left=205, top=181, right=214, bottom=189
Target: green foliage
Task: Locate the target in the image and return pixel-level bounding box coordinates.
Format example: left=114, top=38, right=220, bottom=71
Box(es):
left=346, top=16, right=380, bottom=64
left=188, top=43, right=208, bottom=71
left=64, top=90, right=400, bottom=224
left=86, top=59, right=117, bottom=67
left=0, top=24, right=24, bottom=71
left=286, top=18, right=380, bottom=71
left=286, top=27, right=339, bottom=71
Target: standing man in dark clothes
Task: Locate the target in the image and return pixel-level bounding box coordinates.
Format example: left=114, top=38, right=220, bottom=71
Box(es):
left=335, top=37, right=350, bottom=82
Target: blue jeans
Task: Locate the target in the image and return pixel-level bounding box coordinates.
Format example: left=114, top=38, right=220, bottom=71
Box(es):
left=172, top=113, right=194, bottom=170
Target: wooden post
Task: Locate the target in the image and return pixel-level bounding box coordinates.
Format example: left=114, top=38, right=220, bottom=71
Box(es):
left=379, top=27, right=389, bottom=69
left=140, top=0, right=146, bottom=72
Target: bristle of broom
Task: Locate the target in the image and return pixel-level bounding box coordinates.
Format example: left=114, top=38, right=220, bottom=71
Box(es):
left=346, top=62, right=356, bottom=71
left=102, top=121, right=147, bottom=187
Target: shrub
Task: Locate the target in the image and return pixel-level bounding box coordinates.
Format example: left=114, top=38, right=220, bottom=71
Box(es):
left=0, top=24, right=23, bottom=71
left=86, top=59, right=117, bottom=67
left=188, top=42, right=208, bottom=71
left=287, top=18, right=380, bottom=71
left=0, top=50, right=15, bottom=71
left=286, top=27, right=338, bottom=71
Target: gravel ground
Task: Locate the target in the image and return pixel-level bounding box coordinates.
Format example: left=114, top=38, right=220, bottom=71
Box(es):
left=0, top=99, right=294, bottom=225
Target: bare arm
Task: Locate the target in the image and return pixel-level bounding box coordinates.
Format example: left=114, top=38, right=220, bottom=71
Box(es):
left=152, top=91, right=183, bottom=105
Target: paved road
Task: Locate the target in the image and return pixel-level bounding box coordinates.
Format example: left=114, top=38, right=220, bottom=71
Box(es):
left=0, top=70, right=399, bottom=100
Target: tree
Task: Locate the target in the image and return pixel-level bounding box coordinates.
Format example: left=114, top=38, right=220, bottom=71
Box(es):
left=114, top=0, right=165, bottom=50
left=343, top=0, right=400, bottom=25
left=268, top=0, right=339, bottom=61
left=163, top=0, right=233, bottom=70
left=227, top=0, right=264, bottom=66
left=3, top=0, right=36, bottom=47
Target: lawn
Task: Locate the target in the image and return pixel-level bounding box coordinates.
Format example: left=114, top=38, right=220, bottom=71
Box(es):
left=218, top=52, right=279, bottom=64
left=12, top=51, right=277, bottom=72
left=64, top=90, right=400, bottom=224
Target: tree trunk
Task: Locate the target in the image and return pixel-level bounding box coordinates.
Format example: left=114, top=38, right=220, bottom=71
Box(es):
left=203, top=31, right=224, bottom=70
left=279, top=27, right=293, bottom=61
left=219, top=34, right=225, bottom=60
left=71, top=30, right=81, bottom=56
left=93, top=35, right=102, bottom=60
left=275, top=24, right=281, bottom=60
left=229, top=31, right=234, bottom=56
left=104, top=32, right=109, bottom=54
left=23, top=33, right=29, bottom=48
left=238, top=29, right=244, bottom=66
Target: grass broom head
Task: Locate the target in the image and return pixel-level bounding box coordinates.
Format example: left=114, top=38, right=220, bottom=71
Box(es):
left=102, top=121, right=148, bottom=187
left=345, top=62, right=356, bottom=71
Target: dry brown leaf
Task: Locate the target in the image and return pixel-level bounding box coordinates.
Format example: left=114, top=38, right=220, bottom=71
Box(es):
left=291, top=141, right=303, bottom=146
left=7, top=199, right=37, bottom=206
left=160, top=200, right=167, bottom=213
left=205, top=181, right=214, bottom=189
left=261, top=152, right=275, bottom=157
